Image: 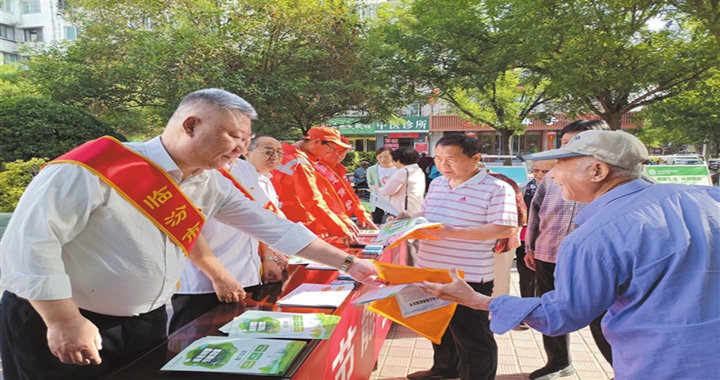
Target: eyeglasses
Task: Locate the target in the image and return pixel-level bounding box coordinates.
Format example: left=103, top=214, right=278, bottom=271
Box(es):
left=531, top=169, right=550, bottom=174
left=252, top=148, right=283, bottom=158
left=321, top=141, right=339, bottom=151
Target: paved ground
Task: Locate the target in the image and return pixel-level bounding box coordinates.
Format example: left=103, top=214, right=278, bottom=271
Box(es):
left=370, top=270, right=614, bottom=380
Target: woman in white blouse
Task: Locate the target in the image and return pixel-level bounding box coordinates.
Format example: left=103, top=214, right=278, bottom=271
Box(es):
left=371, top=147, right=426, bottom=219
left=366, top=147, right=397, bottom=224
left=371, top=147, right=426, bottom=265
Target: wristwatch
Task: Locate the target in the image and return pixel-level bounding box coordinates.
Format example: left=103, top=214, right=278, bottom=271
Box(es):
left=263, top=255, right=278, bottom=262
left=339, top=255, right=356, bottom=272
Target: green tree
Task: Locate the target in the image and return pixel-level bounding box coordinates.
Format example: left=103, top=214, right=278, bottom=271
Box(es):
left=27, top=0, right=395, bottom=139
left=669, top=0, right=720, bottom=46
left=0, top=97, right=125, bottom=162
left=370, top=0, right=556, bottom=154
left=490, top=0, right=720, bottom=130
left=0, top=158, right=48, bottom=212
left=0, top=65, right=40, bottom=99
left=640, top=69, right=720, bottom=156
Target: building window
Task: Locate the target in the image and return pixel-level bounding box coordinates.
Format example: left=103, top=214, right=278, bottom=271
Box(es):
left=0, top=24, right=15, bottom=41
left=65, top=27, right=78, bottom=40
left=23, top=28, right=43, bottom=42
left=1, top=0, right=12, bottom=12
left=22, top=0, right=40, bottom=14
left=2, top=53, right=20, bottom=64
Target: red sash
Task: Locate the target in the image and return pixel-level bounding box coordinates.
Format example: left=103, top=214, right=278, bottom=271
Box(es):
left=217, top=168, right=280, bottom=214
left=313, top=160, right=357, bottom=215
left=47, top=136, right=205, bottom=256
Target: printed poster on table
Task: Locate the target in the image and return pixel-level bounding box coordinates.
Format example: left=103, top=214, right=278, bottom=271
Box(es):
left=161, top=336, right=306, bottom=376
left=220, top=310, right=341, bottom=340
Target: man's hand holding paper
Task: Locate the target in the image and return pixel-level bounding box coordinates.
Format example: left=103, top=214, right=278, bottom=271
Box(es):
left=346, top=257, right=386, bottom=286
left=422, top=268, right=493, bottom=311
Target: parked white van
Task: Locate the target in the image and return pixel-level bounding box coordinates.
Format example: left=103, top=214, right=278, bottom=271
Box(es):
left=666, top=155, right=704, bottom=165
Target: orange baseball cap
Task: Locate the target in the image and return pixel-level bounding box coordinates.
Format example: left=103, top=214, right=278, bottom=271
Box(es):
left=303, top=126, right=351, bottom=148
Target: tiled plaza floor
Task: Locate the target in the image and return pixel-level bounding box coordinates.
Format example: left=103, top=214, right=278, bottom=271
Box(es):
left=370, top=270, right=615, bottom=380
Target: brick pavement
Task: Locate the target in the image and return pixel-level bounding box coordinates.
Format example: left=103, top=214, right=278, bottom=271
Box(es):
left=370, top=270, right=614, bottom=380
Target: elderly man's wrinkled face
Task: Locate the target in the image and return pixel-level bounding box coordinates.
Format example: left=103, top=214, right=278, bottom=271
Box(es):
left=552, top=156, right=597, bottom=203
left=185, top=107, right=252, bottom=170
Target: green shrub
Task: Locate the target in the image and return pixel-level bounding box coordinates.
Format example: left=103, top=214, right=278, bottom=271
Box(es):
left=0, top=158, right=48, bottom=211
left=0, top=97, right=125, bottom=162
left=341, top=151, right=377, bottom=172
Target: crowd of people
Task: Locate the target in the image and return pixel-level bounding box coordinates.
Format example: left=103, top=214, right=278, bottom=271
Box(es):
left=0, top=88, right=717, bottom=380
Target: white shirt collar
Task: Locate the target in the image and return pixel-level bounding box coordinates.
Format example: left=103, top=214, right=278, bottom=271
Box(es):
left=143, top=136, right=208, bottom=183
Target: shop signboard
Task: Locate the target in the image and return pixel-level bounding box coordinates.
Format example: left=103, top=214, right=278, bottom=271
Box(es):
left=330, top=117, right=430, bottom=136
left=375, top=117, right=429, bottom=132
left=643, top=165, right=712, bottom=186
left=329, top=118, right=375, bottom=136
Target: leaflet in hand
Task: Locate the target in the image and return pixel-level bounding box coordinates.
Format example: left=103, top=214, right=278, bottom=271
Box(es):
left=353, top=283, right=450, bottom=318
left=161, top=336, right=305, bottom=376
left=374, top=217, right=442, bottom=248
left=369, top=189, right=400, bottom=215
left=219, top=311, right=341, bottom=340
left=287, top=256, right=335, bottom=270
left=277, top=283, right=353, bottom=308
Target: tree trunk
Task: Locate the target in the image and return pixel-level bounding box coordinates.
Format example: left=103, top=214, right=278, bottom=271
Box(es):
left=498, top=128, right=513, bottom=155
left=606, top=113, right=623, bottom=131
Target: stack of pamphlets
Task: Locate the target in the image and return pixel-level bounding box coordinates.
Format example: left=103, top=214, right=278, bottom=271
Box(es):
left=276, top=283, right=354, bottom=308
left=161, top=337, right=306, bottom=376
left=361, top=244, right=384, bottom=256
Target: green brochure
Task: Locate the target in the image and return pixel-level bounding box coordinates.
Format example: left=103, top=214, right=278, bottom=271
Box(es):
left=161, top=336, right=306, bottom=376
left=222, top=310, right=341, bottom=340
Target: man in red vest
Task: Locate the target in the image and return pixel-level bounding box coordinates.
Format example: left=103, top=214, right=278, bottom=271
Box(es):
left=272, top=126, right=359, bottom=245
left=316, top=137, right=376, bottom=230
left=0, top=89, right=379, bottom=380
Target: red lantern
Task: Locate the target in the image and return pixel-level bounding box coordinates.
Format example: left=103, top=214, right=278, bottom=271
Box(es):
left=546, top=131, right=557, bottom=149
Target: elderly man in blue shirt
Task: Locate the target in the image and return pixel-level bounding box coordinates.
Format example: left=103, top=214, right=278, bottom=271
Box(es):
left=423, top=130, right=720, bottom=380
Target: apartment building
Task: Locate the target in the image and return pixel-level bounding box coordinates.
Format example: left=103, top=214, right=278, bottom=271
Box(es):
left=0, top=0, right=77, bottom=64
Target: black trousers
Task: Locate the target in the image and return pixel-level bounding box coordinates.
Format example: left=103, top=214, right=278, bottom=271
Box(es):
left=535, top=259, right=571, bottom=368
left=515, top=242, right=537, bottom=298
left=590, top=311, right=613, bottom=365
left=430, top=281, right=497, bottom=380
left=0, top=291, right=167, bottom=380
left=536, top=260, right=613, bottom=367
left=168, top=293, right=221, bottom=334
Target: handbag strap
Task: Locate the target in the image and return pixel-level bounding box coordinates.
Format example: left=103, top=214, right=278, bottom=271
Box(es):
left=404, top=167, right=409, bottom=210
